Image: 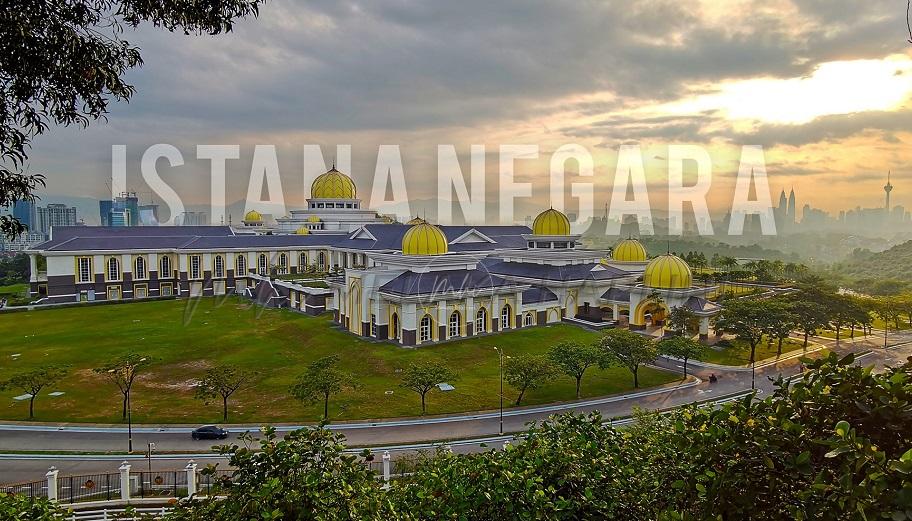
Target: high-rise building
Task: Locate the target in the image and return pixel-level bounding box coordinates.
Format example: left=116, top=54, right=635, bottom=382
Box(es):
left=37, top=203, right=77, bottom=235
left=787, top=188, right=796, bottom=223
left=99, top=192, right=140, bottom=226
left=12, top=200, right=37, bottom=231
left=884, top=171, right=893, bottom=211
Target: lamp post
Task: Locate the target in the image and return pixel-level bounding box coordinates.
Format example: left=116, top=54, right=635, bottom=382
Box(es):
left=494, top=347, right=504, bottom=436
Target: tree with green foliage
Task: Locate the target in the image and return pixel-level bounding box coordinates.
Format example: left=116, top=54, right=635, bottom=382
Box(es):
left=762, top=300, right=797, bottom=357
left=168, top=427, right=391, bottom=520
left=714, top=299, right=772, bottom=366
left=665, top=305, right=698, bottom=336
left=657, top=336, right=706, bottom=378
left=400, top=360, right=456, bottom=415
left=828, top=294, right=868, bottom=343
left=504, top=355, right=557, bottom=406
left=598, top=329, right=657, bottom=388
left=290, top=355, right=355, bottom=421
left=195, top=365, right=258, bottom=422
left=0, top=365, right=68, bottom=419
left=548, top=341, right=602, bottom=399
left=0, top=0, right=263, bottom=238
left=789, top=297, right=830, bottom=348
left=0, top=493, right=62, bottom=521
left=94, top=353, right=151, bottom=420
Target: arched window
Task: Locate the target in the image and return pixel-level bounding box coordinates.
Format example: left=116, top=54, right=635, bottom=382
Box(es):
left=236, top=255, right=247, bottom=275
left=475, top=307, right=487, bottom=334
left=501, top=304, right=512, bottom=329
left=448, top=311, right=461, bottom=338
left=318, top=251, right=326, bottom=271
left=524, top=312, right=535, bottom=327
left=106, top=257, right=120, bottom=281
left=134, top=256, right=146, bottom=280
left=213, top=255, right=225, bottom=278
left=419, top=315, right=433, bottom=343
left=278, top=253, right=288, bottom=275
left=160, top=256, right=171, bottom=278
left=258, top=254, right=268, bottom=275
left=299, top=252, right=308, bottom=270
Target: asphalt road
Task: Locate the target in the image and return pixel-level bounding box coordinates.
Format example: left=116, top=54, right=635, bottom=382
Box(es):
left=2, top=331, right=909, bottom=484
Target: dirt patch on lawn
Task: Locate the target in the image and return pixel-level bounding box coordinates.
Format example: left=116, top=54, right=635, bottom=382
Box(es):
left=137, top=360, right=214, bottom=391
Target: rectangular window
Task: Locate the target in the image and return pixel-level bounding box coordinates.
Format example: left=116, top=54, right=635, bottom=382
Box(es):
left=190, top=281, right=203, bottom=297
left=161, top=283, right=173, bottom=297
left=134, top=284, right=148, bottom=299
left=106, top=285, right=121, bottom=300
left=213, top=280, right=226, bottom=295
left=76, top=257, right=92, bottom=283
left=370, top=314, right=377, bottom=337
left=190, top=255, right=202, bottom=280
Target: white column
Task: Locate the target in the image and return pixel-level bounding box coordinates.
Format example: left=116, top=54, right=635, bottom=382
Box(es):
left=382, top=451, right=391, bottom=483
left=185, top=460, right=197, bottom=497
left=119, top=461, right=131, bottom=501
left=45, top=467, right=58, bottom=502
left=29, top=254, right=38, bottom=283
left=612, top=304, right=619, bottom=319
left=699, top=317, right=710, bottom=338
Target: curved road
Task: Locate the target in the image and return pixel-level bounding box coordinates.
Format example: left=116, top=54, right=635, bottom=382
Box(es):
left=2, top=331, right=910, bottom=483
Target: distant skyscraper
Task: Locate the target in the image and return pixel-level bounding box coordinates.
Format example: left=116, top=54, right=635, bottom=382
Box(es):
left=99, top=192, right=140, bottom=226
left=884, top=171, right=893, bottom=210
left=37, top=203, right=77, bottom=235
left=778, top=189, right=788, bottom=214
left=787, top=188, right=796, bottom=223
left=12, top=200, right=37, bottom=231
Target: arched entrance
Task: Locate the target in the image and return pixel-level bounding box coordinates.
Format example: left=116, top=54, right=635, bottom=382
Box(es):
left=348, top=279, right=362, bottom=335
left=632, top=299, right=669, bottom=328
left=390, top=312, right=400, bottom=341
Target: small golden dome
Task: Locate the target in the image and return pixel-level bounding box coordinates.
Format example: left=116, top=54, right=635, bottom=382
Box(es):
left=643, top=254, right=692, bottom=289
left=311, top=168, right=357, bottom=199
left=307, top=215, right=322, bottom=223
left=612, top=238, right=647, bottom=262
left=294, top=226, right=310, bottom=235
left=402, top=223, right=448, bottom=256
left=406, top=216, right=427, bottom=225
left=243, top=210, right=263, bottom=222
left=532, top=208, right=570, bottom=236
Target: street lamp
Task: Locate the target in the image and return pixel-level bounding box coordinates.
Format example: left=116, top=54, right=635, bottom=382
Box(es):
left=493, top=347, right=504, bottom=436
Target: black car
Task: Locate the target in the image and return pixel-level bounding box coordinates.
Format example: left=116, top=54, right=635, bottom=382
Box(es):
left=191, top=425, right=229, bottom=440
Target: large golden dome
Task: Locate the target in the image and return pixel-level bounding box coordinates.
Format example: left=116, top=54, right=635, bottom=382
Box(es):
left=243, top=210, right=263, bottom=222
left=612, top=238, right=647, bottom=262
left=311, top=168, right=357, bottom=199
left=643, top=254, right=692, bottom=289
left=532, top=208, right=570, bottom=236
left=402, top=223, right=448, bottom=256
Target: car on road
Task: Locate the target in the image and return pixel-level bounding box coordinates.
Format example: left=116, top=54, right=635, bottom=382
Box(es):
left=191, top=425, right=229, bottom=440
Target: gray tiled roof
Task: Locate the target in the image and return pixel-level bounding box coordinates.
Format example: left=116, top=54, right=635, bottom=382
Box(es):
left=522, top=286, right=558, bottom=303
left=682, top=296, right=721, bottom=314
left=600, top=288, right=631, bottom=302
left=482, top=258, right=629, bottom=282
left=379, top=269, right=514, bottom=296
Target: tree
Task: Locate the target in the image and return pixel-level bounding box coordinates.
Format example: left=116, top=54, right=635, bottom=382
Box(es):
left=94, top=353, right=151, bottom=420
left=289, top=355, right=355, bottom=421
left=548, top=341, right=602, bottom=399
left=762, top=300, right=797, bottom=357
left=714, top=299, right=771, bottom=367
left=0, top=365, right=67, bottom=419
left=657, top=336, right=706, bottom=378
left=598, top=329, right=657, bottom=388
left=504, top=355, right=557, bottom=406
left=195, top=365, right=258, bottom=422
left=0, top=0, right=262, bottom=238
left=789, top=298, right=829, bottom=349
left=665, top=306, right=698, bottom=336
left=400, top=360, right=455, bottom=415
left=828, top=294, right=868, bottom=343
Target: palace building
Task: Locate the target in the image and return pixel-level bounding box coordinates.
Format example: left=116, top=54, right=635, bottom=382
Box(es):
left=27, top=168, right=719, bottom=345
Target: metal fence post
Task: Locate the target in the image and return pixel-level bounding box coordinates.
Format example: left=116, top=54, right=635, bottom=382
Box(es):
left=45, top=467, right=58, bottom=502
left=118, top=461, right=131, bottom=501
left=382, top=451, right=391, bottom=483
left=185, top=460, right=197, bottom=497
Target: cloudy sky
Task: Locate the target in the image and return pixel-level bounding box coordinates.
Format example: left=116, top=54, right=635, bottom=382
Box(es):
left=27, top=0, right=912, bottom=224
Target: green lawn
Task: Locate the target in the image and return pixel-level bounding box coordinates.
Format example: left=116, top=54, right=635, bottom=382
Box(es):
left=0, top=298, right=678, bottom=424
left=697, top=336, right=805, bottom=366
left=0, top=283, right=29, bottom=306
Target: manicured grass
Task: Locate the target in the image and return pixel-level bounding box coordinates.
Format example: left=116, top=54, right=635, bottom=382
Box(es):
left=816, top=328, right=868, bottom=340
left=0, top=283, right=29, bottom=306
left=697, top=336, right=805, bottom=366
left=0, top=298, right=678, bottom=424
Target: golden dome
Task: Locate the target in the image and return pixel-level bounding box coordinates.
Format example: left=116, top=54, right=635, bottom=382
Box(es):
left=307, top=215, right=322, bottom=223
left=402, top=223, right=448, bottom=256
left=612, top=238, right=647, bottom=262
left=294, top=226, right=310, bottom=235
left=311, top=168, right=356, bottom=199
left=532, top=208, right=570, bottom=236
left=643, top=254, right=692, bottom=289
left=406, top=216, right=427, bottom=225
left=244, top=210, right=263, bottom=222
